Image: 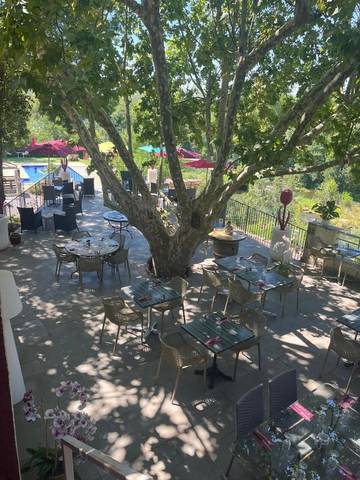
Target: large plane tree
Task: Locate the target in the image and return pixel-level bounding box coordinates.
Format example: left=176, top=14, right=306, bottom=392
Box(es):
left=3, top=0, right=360, bottom=276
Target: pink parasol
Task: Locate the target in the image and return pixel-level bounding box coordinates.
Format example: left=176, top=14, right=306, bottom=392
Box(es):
left=184, top=159, right=215, bottom=169
left=154, top=146, right=201, bottom=159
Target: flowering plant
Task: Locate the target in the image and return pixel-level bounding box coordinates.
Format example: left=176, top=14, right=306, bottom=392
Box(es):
left=277, top=189, right=293, bottom=230
left=21, top=381, right=96, bottom=479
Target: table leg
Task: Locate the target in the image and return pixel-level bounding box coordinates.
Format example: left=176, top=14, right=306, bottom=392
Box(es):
left=337, top=256, right=343, bottom=284
left=195, top=354, right=232, bottom=389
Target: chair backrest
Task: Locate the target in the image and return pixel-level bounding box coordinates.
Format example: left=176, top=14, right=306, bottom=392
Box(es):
left=52, top=244, right=74, bottom=260
left=18, top=207, right=35, bottom=228
left=63, top=197, right=75, bottom=210
left=167, top=276, right=189, bottom=299
left=62, top=182, right=74, bottom=194
left=248, top=253, right=268, bottom=267
left=202, top=267, right=223, bottom=289
left=53, top=178, right=63, bottom=186
left=82, top=178, right=95, bottom=195
left=269, top=369, right=297, bottom=418
left=78, top=255, right=102, bottom=272
left=237, top=309, right=266, bottom=338
left=110, top=248, right=129, bottom=264
left=287, top=265, right=304, bottom=288
left=159, top=333, right=186, bottom=368
left=109, top=232, right=126, bottom=249
left=72, top=231, right=91, bottom=241
left=235, top=384, right=264, bottom=440
left=43, top=185, right=55, bottom=201
left=229, top=278, right=260, bottom=306
left=102, top=297, right=126, bottom=324
left=330, top=327, right=360, bottom=362
left=54, top=208, right=78, bottom=232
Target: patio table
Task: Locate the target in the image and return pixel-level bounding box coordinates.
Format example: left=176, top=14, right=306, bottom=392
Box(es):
left=181, top=312, right=254, bottom=389
left=103, top=210, right=132, bottom=237
left=121, top=280, right=181, bottom=336
left=64, top=236, right=119, bottom=257
left=235, top=383, right=360, bottom=479
left=337, top=308, right=360, bottom=341
left=336, top=247, right=360, bottom=285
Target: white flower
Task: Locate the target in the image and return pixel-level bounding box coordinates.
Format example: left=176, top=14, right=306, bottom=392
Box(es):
left=44, top=409, right=55, bottom=419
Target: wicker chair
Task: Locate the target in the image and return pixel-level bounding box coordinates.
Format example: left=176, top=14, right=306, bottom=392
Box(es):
left=310, top=237, right=337, bottom=275
left=72, top=230, right=91, bottom=241
left=43, top=185, right=56, bottom=205
left=269, top=369, right=297, bottom=419
left=152, top=276, right=189, bottom=334
left=247, top=253, right=269, bottom=267
left=155, top=331, right=208, bottom=403
left=272, top=264, right=304, bottom=318
left=231, top=310, right=267, bottom=380
left=109, top=232, right=126, bottom=249
left=223, top=278, right=262, bottom=315
left=198, top=267, right=229, bottom=312
left=100, top=297, right=144, bottom=350
left=77, top=255, right=103, bottom=288
left=52, top=244, right=76, bottom=280
left=104, top=248, right=131, bottom=281
left=224, top=384, right=264, bottom=479
left=320, top=327, right=360, bottom=393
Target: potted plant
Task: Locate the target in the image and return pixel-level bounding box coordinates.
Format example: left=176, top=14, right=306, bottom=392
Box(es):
left=270, top=189, right=293, bottom=263
left=21, top=381, right=96, bottom=479
left=312, top=200, right=340, bottom=224
left=7, top=214, right=21, bottom=245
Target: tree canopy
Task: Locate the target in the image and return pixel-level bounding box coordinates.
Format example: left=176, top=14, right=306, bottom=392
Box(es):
left=2, top=0, right=360, bottom=275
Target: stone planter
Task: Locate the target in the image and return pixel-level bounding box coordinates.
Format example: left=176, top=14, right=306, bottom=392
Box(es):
left=0, top=214, right=9, bottom=250
left=270, top=227, right=292, bottom=263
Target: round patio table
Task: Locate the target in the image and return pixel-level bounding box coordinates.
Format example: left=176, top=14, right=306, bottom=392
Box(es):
left=208, top=229, right=246, bottom=257
left=103, top=210, right=132, bottom=237
left=64, top=237, right=119, bottom=257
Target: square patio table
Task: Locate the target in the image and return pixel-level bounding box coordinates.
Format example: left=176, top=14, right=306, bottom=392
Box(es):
left=215, top=256, right=293, bottom=292
left=182, top=312, right=254, bottom=388
left=336, top=247, right=360, bottom=285
left=121, top=280, right=181, bottom=335
left=337, top=308, right=360, bottom=340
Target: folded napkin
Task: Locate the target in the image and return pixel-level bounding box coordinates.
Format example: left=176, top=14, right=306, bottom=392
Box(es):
left=289, top=401, right=315, bottom=421
left=256, top=280, right=267, bottom=287
left=253, top=429, right=274, bottom=451
left=138, top=295, right=151, bottom=302
left=206, top=336, right=221, bottom=346
left=338, top=395, right=357, bottom=410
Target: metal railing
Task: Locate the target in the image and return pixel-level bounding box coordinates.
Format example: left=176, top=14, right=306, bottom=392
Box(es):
left=226, top=198, right=307, bottom=260
left=3, top=166, right=85, bottom=218
left=62, top=435, right=152, bottom=480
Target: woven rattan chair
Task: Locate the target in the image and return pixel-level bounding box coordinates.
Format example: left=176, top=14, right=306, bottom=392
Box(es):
left=155, top=331, right=208, bottom=403
left=273, top=264, right=304, bottom=318
left=198, top=267, right=229, bottom=312
left=247, top=253, right=269, bottom=267
left=320, top=327, right=360, bottom=393
left=310, top=237, right=337, bottom=275
left=100, top=297, right=144, bottom=350
left=52, top=244, right=76, bottom=280
left=231, top=310, right=266, bottom=380
left=223, top=278, right=262, bottom=315
left=105, top=248, right=131, bottom=281
left=152, top=277, right=189, bottom=334
left=71, top=230, right=91, bottom=241
left=77, top=255, right=103, bottom=288
left=109, top=232, right=126, bottom=249
left=224, top=384, right=264, bottom=479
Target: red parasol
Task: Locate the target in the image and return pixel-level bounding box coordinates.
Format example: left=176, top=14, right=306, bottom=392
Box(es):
left=184, top=159, right=215, bottom=169
left=154, top=146, right=201, bottom=159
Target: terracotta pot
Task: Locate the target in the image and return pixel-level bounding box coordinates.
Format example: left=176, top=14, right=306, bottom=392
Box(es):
left=10, top=232, right=21, bottom=245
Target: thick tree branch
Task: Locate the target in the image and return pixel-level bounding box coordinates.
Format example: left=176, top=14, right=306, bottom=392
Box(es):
left=121, top=0, right=142, bottom=17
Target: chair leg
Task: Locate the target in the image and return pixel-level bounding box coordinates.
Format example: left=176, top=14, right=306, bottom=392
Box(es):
left=140, top=314, right=144, bottom=344
left=171, top=368, right=181, bottom=403
left=181, top=303, right=186, bottom=324
left=203, top=360, right=207, bottom=387
left=198, top=281, right=204, bottom=303
left=319, top=346, right=331, bottom=378
left=224, top=452, right=236, bottom=479
left=232, top=351, right=240, bottom=381
left=210, top=292, right=217, bottom=312
left=345, top=363, right=358, bottom=394
left=155, top=353, right=163, bottom=380
left=112, top=325, right=121, bottom=354
left=160, top=311, right=165, bottom=335
left=79, top=270, right=83, bottom=289
left=223, top=295, right=230, bottom=315
left=116, top=265, right=121, bottom=282
left=257, top=342, right=261, bottom=370
left=99, top=315, right=107, bottom=344
left=126, top=260, right=131, bottom=279
left=296, top=288, right=300, bottom=313
left=281, top=294, right=286, bottom=318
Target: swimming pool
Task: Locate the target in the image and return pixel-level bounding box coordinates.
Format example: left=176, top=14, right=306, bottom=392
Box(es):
left=21, top=164, right=48, bottom=183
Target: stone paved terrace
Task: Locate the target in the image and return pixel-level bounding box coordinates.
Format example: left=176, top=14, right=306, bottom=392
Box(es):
left=2, top=191, right=360, bottom=480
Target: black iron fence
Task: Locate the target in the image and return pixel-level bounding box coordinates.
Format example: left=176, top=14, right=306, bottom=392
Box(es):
left=226, top=198, right=307, bottom=260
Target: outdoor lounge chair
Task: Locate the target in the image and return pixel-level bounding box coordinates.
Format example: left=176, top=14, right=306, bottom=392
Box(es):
left=224, top=384, right=264, bottom=479
left=155, top=331, right=208, bottom=403
left=54, top=208, right=78, bottom=233
left=42, top=185, right=56, bottom=206
left=100, top=297, right=144, bottom=350
left=18, top=207, right=43, bottom=233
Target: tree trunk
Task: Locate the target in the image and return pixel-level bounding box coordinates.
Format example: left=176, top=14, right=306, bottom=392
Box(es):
left=124, top=94, right=133, bottom=159
left=0, top=61, right=5, bottom=214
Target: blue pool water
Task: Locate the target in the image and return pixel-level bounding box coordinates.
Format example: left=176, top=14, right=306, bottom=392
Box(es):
left=21, top=164, right=48, bottom=183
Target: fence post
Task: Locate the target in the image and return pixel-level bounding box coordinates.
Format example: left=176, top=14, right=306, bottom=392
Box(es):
left=244, top=205, right=250, bottom=233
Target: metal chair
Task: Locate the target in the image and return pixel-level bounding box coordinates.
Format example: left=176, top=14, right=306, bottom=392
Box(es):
left=269, top=369, right=297, bottom=419
left=82, top=177, right=95, bottom=195
left=198, top=267, right=229, bottom=312
left=72, top=191, right=83, bottom=215
left=54, top=208, right=78, bottom=233
left=62, top=196, right=75, bottom=211
left=109, top=232, right=126, bottom=249
left=224, top=384, right=264, bottom=479
left=231, top=310, right=267, bottom=380
left=320, top=327, right=360, bottom=394
left=52, top=244, right=76, bottom=280
left=100, top=297, right=144, bottom=350
left=247, top=253, right=269, bottom=267
left=223, top=278, right=262, bottom=315
left=155, top=331, right=208, bottom=403
left=72, top=231, right=91, bottom=241
left=62, top=182, right=74, bottom=194
left=152, top=276, right=189, bottom=334
left=77, top=255, right=103, bottom=288
left=17, top=207, right=43, bottom=233
left=43, top=185, right=56, bottom=205
left=104, top=248, right=131, bottom=281
left=273, top=264, right=304, bottom=318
